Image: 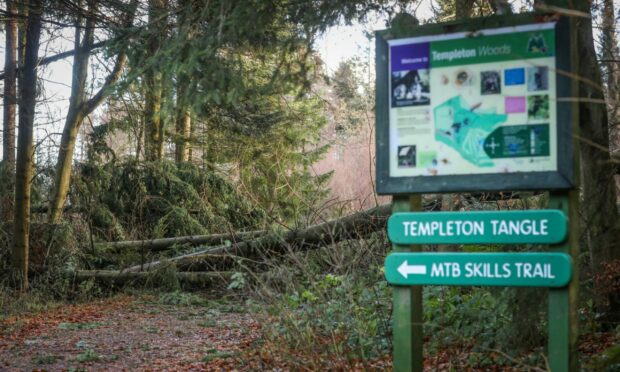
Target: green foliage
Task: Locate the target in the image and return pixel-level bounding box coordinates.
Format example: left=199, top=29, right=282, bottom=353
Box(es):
left=202, top=349, right=236, bottom=362
left=250, top=236, right=393, bottom=366
left=58, top=321, right=110, bottom=330
left=328, top=58, right=374, bottom=135
left=424, top=286, right=511, bottom=351
left=124, top=0, right=385, bottom=112
left=75, top=349, right=100, bottom=363
left=158, top=290, right=206, bottom=306
left=32, top=353, right=63, bottom=365
left=202, top=89, right=332, bottom=224
left=261, top=271, right=392, bottom=362
left=587, top=343, right=620, bottom=371
left=430, top=0, right=496, bottom=21
left=72, top=160, right=265, bottom=240
left=227, top=272, right=247, bottom=290
left=249, top=228, right=550, bottom=369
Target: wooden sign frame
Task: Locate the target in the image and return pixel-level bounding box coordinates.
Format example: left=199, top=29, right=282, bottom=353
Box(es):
left=375, top=14, right=573, bottom=194
left=378, top=11, right=580, bottom=372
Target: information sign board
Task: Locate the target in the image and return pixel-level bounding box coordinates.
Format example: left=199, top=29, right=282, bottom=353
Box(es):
left=384, top=252, right=572, bottom=287
left=376, top=16, right=572, bottom=193
left=388, top=210, right=567, bottom=244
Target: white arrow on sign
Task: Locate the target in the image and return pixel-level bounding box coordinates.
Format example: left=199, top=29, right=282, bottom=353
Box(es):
left=397, top=260, right=427, bottom=278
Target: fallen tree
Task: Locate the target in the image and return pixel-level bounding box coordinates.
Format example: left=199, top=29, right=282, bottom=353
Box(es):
left=70, top=270, right=233, bottom=286
left=94, top=230, right=265, bottom=252
left=123, top=203, right=392, bottom=272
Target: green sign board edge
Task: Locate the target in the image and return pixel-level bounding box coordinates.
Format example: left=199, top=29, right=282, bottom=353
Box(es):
left=384, top=252, right=572, bottom=288
left=387, top=209, right=568, bottom=245
left=375, top=14, right=573, bottom=194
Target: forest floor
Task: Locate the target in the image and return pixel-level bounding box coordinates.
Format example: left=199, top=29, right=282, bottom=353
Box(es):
left=0, top=293, right=391, bottom=371
left=0, top=292, right=617, bottom=371
left=0, top=293, right=264, bottom=371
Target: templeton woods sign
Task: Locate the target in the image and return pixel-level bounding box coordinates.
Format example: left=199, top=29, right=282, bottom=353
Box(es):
left=376, top=14, right=577, bottom=372
left=375, top=17, right=573, bottom=194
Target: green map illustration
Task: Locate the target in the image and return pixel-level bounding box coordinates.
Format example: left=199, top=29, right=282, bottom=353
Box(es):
left=434, top=96, right=507, bottom=167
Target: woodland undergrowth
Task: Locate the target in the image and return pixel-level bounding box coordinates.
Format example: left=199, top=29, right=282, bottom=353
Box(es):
left=0, top=162, right=618, bottom=370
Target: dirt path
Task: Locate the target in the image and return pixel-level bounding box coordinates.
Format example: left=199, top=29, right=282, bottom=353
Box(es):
left=0, top=294, right=260, bottom=371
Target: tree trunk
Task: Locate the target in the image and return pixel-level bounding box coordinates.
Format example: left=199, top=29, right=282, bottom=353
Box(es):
left=96, top=230, right=265, bottom=252
left=2, top=0, right=18, bottom=222
left=0, top=40, right=108, bottom=81
left=144, top=0, right=167, bottom=161
left=124, top=203, right=392, bottom=272
left=71, top=270, right=231, bottom=287
left=17, top=0, right=28, bottom=92
left=12, top=0, right=42, bottom=291
left=49, top=3, right=93, bottom=223
left=49, top=0, right=136, bottom=223
left=175, top=80, right=192, bottom=162
left=487, top=0, right=512, bottom=14
left=174, top=0, right=192, bottom=163
left=601, top=0, right=620, bottom=152
left=574, top=1, right=620, bottom=322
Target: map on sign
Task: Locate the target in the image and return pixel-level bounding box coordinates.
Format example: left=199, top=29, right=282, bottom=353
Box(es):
left=388, top=23, right=557, bottom=177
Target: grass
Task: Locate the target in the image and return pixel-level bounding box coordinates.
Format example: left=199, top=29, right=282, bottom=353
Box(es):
left=58, top=322, right=110, bottom=330
left=198, top=320, right=218, bottom=328
left=202, top=349, right=236, bottom=362
left=143, top=326, right=160, bottom=334
left=32, top=353, right=64, bottom=365
left=75, top=349, right=100, bottom=363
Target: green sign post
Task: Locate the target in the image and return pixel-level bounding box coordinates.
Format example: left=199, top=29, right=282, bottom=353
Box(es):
left=388, top=210, right=567, bottom=245
left=376, top=9, right=579, bottom=372
left=384, top=252, right=572, bottom=287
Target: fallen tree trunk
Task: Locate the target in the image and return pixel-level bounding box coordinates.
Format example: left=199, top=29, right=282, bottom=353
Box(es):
left=124, top=203, right=392, bottom=273
left=70, top=270, right=232, bottom=286
left=94, top=230, right=265, bottom=252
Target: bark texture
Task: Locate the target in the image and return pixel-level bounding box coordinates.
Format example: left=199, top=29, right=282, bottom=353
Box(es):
left=174, top=0, right=193, bottom=163
left=0, top=40, right=107, bottom=81
left=124, top=203, right=392, bottom=272
left=2, top=0, right=18, bottom=221
left=601, top=0, right=620, bottom=152
left=12, top=0, right=42, bottom=291
left=144, top=0, right=167, bottom=161
left=574, top=1, right=620, bottom=322
left=487, top=0, right=512, bottom=14
left=72, top=270, right=231, bottom=286
left=175, top=80, right=192, bottom=162
left=96, top=230, right=265, bottom=252
left=49, top=1, right=136, bottom=223
left=49, top=2, right=94, bottom=223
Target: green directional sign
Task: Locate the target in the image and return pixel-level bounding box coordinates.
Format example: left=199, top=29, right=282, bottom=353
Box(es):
left=384, top=252, right=572, bottom=287
left=388, top=210, right=567, bottom=245
left=483, top=124, right=550, bottom=159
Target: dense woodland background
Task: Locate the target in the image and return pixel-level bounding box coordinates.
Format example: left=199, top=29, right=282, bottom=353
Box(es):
left=0, top=0, right=619, bottom=369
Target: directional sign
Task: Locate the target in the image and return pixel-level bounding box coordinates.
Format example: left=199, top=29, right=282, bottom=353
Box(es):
left=384, top=252, right=572, bottom=287
left=388, top=210, right=567, bottom=245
